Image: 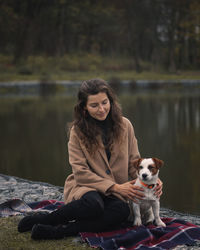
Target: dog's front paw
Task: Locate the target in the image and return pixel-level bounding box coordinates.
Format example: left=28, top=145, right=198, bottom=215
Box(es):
left=133, top=217, right=142, bottom=226
left=155, top=218, right=166, bottom=227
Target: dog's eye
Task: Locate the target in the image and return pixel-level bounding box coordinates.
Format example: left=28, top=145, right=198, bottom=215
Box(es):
left=148, top=165, right=154, bottom=170
left=139, top=165, right=143, bottom=169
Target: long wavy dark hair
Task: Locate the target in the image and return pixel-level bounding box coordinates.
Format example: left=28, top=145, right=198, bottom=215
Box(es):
left=70, top=78, right=124, bottom=154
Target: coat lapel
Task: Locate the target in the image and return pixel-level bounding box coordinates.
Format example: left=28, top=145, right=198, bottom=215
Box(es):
left=98, top=142, right=109, bottom=167
left=98, top=136, right=109, bottom=167
left=98, top=137, right=120, bottom=168
left=109, top=141, right=120, bottom=167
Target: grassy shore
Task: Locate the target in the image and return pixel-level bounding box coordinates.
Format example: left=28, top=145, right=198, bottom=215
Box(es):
left=1, top=70, right=200, bottom=83
left=0, top=216, right=92, bottom=250
left=0, top=54, right=200, bottom=82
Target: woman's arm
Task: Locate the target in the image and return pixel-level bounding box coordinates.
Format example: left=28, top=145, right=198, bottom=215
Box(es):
left=155, top=178, right=163, bottom=198
left=68, top=129, right=115, bottom=194
left=125, top=118, right=140, bottom=179
left=108, top=179, right=144, bottom=202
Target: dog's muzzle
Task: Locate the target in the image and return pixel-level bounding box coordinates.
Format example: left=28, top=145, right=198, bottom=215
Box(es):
left=142, top=173, right=148, bottom=180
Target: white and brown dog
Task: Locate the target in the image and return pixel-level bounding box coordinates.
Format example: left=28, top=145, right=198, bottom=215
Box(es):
left=130, top=157, right=166, bottom=227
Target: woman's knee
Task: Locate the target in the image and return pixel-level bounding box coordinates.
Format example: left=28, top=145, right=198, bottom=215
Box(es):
left=119, top=202, right=130, bottom=220
left=81, top=191, right=104, bottom=216
left=98, top=200, right=130, bottom=231
left=109, top=200, right=130, bottom=221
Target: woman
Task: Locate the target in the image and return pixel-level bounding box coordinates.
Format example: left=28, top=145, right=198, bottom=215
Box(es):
left=18, top=78, right=162, bottom=240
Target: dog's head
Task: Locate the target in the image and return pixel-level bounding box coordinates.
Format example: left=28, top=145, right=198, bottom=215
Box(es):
left=131, top=157, right=164, bottom=183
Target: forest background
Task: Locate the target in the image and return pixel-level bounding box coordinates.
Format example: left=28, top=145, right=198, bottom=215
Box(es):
left=0, top=0, right=200, bottom=82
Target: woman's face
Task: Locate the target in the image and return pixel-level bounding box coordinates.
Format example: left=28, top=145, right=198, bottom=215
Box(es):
left=85, top=92, right=111, bottom=121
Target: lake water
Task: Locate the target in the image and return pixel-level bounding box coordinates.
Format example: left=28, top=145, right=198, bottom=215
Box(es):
left=0, top=84, right=200, bottom=215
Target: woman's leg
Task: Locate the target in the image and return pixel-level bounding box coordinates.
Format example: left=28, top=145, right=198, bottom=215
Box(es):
left=31, top=196, right=130, bottom=240
left=63, top=197, right=130, bottom=233
left=18, top=191, right=104, bottom=232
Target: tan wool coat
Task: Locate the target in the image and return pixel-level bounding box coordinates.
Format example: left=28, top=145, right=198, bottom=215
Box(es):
left=64, top=117, right=140, bottom=204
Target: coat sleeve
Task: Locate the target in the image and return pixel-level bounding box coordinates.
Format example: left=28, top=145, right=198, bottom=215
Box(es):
left=68, top=128, right=115, bottom=194
left=126, top=118, right=141, bottom=179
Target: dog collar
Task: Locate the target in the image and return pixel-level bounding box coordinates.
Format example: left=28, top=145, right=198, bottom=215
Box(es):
left=140, top=180, right=155, bottom=189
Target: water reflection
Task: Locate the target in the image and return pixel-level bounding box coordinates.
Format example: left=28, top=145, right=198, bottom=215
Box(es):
left=0, top=88, right=199, bottom=215
left=0, top=97, right=75, bottom=186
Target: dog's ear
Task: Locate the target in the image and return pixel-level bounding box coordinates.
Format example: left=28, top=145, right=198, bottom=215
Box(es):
left=152, top=158, right=164, bottom=169
left=131, top=158, right=142, bottom=169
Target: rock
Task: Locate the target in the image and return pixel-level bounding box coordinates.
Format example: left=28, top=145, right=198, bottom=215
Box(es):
left=0, top=174, right=63, bottom=203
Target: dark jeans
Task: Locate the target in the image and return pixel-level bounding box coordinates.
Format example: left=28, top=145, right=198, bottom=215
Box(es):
left=45, top=191, right=130, bottom=234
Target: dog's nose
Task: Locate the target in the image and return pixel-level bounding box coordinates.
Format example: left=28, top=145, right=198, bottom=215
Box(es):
left=142, top=173, right=148, bottom=179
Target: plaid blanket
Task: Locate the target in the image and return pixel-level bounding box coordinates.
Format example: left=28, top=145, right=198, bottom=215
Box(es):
left=0, top=198, right=64, bottom=217
left=81, top=218, right=200, bottom=250
left=1, top=199, right=200, bottom=249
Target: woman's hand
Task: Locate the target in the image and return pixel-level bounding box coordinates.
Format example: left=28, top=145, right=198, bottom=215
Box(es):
left=155, top=178, right=163, bottom=198
left=109, top=180, right=144, bottom=202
